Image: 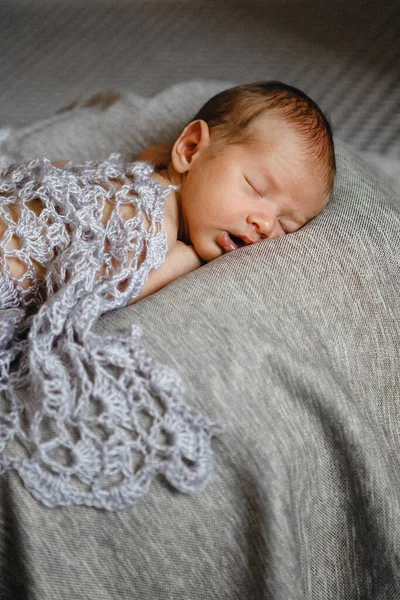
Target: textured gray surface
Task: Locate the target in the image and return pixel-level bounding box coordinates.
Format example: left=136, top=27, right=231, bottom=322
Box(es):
left=1, top=0, right=399, bottom=157
left=1, top=3, right=400, bottom=598
left=0, top=80, right=400, bottom=600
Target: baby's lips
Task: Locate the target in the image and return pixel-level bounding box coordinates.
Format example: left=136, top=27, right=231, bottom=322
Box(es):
left=241, top=234, right=257, bottom=245
left=216, top=231, right=238, bottom=252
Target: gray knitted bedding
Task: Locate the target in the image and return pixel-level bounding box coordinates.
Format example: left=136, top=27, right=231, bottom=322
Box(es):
left=0, top=80, right=400, bottom=599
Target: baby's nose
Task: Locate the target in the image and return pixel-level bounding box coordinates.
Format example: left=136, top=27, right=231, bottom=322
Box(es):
left=247, top=214, right=275, bottom=239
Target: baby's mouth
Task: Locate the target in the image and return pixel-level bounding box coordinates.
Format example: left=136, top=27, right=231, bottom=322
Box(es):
left=217, top=232, right=246, bottom=252
left=230, top=234, right=247, bottom=248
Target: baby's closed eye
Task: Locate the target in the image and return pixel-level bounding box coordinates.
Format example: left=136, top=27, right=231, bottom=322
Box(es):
left=244, top=176, right=262, bottom=197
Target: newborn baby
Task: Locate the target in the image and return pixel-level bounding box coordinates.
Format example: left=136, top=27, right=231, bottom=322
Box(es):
left=1, top=80, right=336, bottom=305
left=0, top=81, right=336, bottom=509
left=133, top=79, right=336, bottom=301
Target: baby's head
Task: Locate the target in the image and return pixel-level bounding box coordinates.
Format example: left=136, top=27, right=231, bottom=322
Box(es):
left=168, top=81, right=336, bottom=262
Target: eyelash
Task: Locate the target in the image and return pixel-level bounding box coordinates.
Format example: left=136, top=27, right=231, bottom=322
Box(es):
left=245, top=177, right=260, bottom=197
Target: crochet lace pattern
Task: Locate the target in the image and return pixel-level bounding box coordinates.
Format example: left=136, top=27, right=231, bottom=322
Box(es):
left=0, top=154, right=222, bottom=510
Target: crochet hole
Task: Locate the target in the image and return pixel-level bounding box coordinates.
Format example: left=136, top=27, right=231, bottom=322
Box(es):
left=137, top=409, right=154, bottom=432
left=64, top=423, right=81, bottom=444
left=109, top=365, right=126, bottom=382
left=7, top=203, right=20, bottom=222
left=82, top=229, right=95, bottom=242
left=131, top=449, right=145, bottom=473
left=155, top=428, right=174, bottom=447
left=117, top=201, right=138, bottom=225
left=117, top=278, right=129, bottom=292
left=85, top=397, right=103, bottom=418
left=38, top=414, right=60, bottom=442
left=6, top=256, right=29, bottom=285
left=26, top=198, right=45, bottom=215
left=182, top=456, right=196, bottom=468
left=6, top=435, right=30, bottom=460
left=46, top=444, right=74, bottom=468
left=137, top=245, right=147, bottom=268
left=8, top=234, right=22, bottom=250
left=101, top=200, right=113, bottom=226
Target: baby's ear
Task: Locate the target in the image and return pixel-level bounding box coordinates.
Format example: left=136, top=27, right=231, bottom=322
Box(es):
left=171, top=120, right=210, bottom=173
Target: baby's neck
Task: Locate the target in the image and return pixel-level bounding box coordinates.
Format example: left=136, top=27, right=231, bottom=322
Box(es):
left=157, top=161, right=181, bottom=187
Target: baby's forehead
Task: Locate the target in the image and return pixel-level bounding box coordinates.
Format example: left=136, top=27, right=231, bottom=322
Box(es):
left=236, top=108, right=334, bottom=199
left=248, top=112, right=302, bottom=143
left=246, top=119, right=322, bottom=169
left=241, top=125, right=306, bottom=165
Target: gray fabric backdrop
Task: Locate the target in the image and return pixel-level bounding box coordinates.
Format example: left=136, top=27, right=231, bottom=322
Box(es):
left=0, top=80, right=399, bottom=599
left=1, top=0, right=399, bottom=159
left=1, top=1, right=400, bottom=597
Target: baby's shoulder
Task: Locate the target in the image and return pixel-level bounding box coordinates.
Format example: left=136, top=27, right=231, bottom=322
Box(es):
left=150, top=169, right=170, bottom=188
left=149, top=171, right=180, bottom=253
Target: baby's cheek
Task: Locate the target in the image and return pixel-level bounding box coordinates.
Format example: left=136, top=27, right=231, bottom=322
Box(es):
left=269, top=223, right=286, bottom=239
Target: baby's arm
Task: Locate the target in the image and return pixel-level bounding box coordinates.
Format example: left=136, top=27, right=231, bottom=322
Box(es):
left=130, top=241, right=203, bottom=304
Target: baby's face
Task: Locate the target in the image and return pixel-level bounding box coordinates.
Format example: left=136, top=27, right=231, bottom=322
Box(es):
left=178, top=114, right=329, bottom=262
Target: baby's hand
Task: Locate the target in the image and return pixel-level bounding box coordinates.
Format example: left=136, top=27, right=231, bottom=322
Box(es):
left=136, top=143, right=173, bottom=168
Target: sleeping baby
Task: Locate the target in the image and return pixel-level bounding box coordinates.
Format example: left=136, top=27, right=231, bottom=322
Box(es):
left=0, top=80, right=336, bottom=510
left=0, top=80, right=336, bottom=307
left=134, top=80, right=336, bottom=301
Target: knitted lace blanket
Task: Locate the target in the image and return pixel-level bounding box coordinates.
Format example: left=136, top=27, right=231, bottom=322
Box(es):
left=0, top=154, right=222, bottom=510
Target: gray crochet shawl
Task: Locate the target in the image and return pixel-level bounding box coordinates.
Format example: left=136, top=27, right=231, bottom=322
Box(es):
left=0, top=154, right=222, bottom=510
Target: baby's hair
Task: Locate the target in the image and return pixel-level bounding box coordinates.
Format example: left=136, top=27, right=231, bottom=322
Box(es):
left=192, top=81, right=336, bottom=197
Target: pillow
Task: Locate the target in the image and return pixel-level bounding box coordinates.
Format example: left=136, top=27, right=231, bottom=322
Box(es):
left=1, top=81, right=400, bottom=599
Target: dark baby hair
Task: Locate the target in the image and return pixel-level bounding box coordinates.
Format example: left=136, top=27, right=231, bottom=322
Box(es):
left=192, top=81, right=336, bottom=196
